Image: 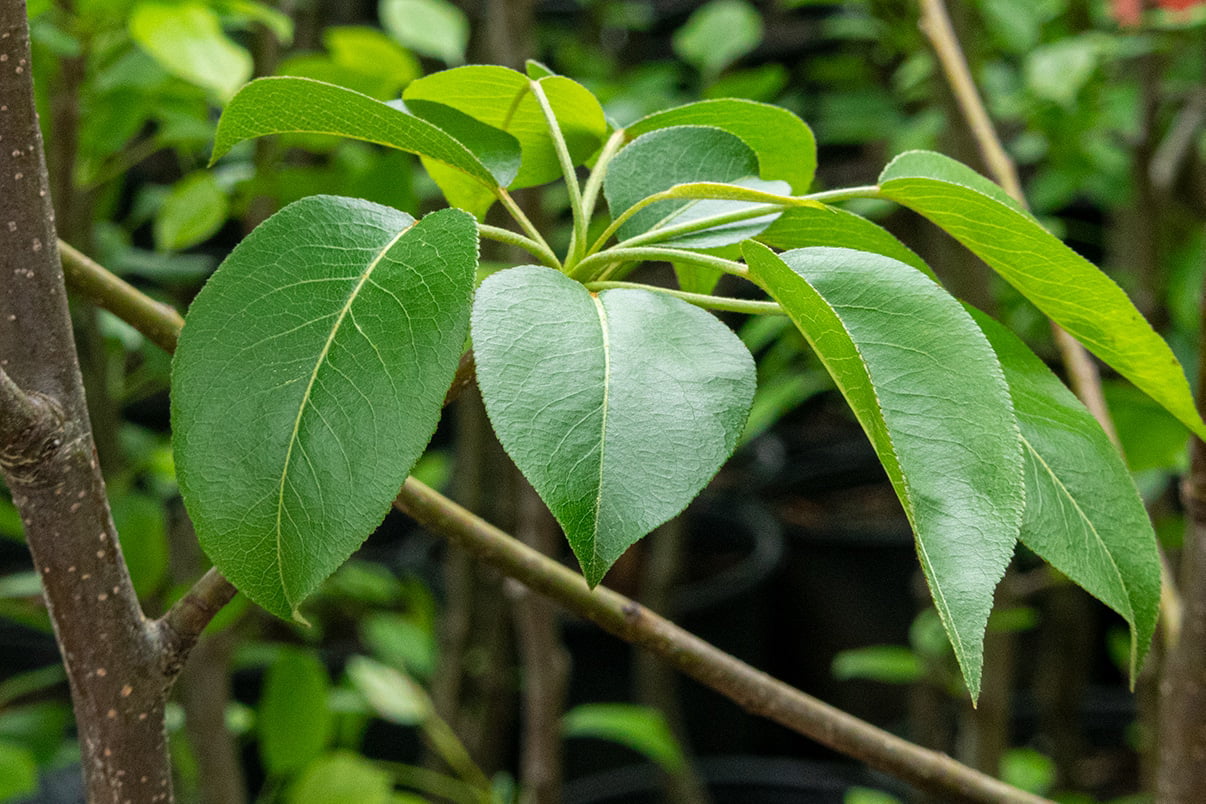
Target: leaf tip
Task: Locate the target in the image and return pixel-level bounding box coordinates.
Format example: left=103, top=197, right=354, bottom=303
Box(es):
left=290, top=607, right=312, bottom=628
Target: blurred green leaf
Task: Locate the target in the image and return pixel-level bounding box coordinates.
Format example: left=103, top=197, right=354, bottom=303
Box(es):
left=380, top=0, right=469, bottom=65
left=347, top=655, right=429, bottom=726
left=563, top=703, right=685, bottom=773
left=832, top=646, right=923, bottom=684
left=324, top=26, right=421, bottom=97
left=672, top=0, right=762, bottom=78
left=287, top=752, right=392, bottom=804
left=0, top=702, right=72, bottom=765
left=0, top=741, right=37, bottom=801
left=110, top=492, right=169, bottom=597
left=154, top=172, right=229, bottom=252
left=259, top=647, right=333, bottom=776
left=1104, top=382, right=1190, bottom=474
left=1000, top=748, right=1056, bottom=795
left=129, top=1, right=252, bottom=99
left=844, top=788, right=903, bottom=804
left=1024, top=37, right=1100, bottom=107
left=361, top=613, right=436, bottom=680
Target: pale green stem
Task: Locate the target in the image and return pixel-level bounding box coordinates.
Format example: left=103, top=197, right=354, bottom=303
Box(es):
left=572, top=246, right=749, bottom=281
left=529, top=79, right=587, bottom=268
left=614, top=202, right=788, bottom=250
left=495, top=187, right=559, bottom=269
left=805, top=185, right=882, bottom=203
left=586, top=281, right=784, bottom=315
left=477, top=223, right=561, bottom=268
left=578, top=128, right=628, bottom=230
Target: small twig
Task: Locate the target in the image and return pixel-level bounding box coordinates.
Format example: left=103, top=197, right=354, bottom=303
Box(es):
left=157, top=567, right=238, bottom=670
left=918, top=0, right=1181, bottom=643
left=58, top=240, right=184, bottom=353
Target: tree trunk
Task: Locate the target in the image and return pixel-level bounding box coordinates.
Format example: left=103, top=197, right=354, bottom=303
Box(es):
left=0, top=6, right=173, bottom=799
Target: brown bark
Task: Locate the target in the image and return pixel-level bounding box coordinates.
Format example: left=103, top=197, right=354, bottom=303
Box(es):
left=0, top=7, right=173, bottom=799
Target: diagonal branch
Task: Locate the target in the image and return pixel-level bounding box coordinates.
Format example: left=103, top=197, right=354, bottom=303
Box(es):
left=63, top=244, right=1049, bottom=803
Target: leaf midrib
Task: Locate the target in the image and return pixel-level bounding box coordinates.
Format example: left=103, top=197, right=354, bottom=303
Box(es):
left=589, top=293, right=612, bottom=581
left=274, top=224, right=413, bottom=610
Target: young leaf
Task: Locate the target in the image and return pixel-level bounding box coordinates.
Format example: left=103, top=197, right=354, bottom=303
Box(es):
left=744, top=243, right=1024, bottom=699
left=379, top=0, right=469, bottom=65
left=211, top=77, right=514, bottom=188
left=403, top=66, right=608, bottom=188
left=970, top=309, right=1160, bottom=679
left=878, top=150, right=1206, bottom=439
left=172, top=197, right=476, bottom=620
left=758, top=206, right=936, bottom=281
left=604, top=126, right=783, bottom=247
left=626, top=99, right=817, bottom=193
left=128, top=1, right=252, bottom=99
left=472, top=265, right=755, bottom=585
left=259, top=647, right=333, bottom=775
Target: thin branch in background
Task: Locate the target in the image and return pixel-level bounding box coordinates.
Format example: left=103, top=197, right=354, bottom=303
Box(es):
left=60, top=241, right=1050, bottom=804
left=917, top=0, right=1183, bottom=645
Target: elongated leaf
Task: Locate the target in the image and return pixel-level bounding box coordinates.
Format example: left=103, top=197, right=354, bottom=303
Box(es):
left=605, top=127, right=783, bottom=247
left=744, top=243, right=1024, bottom=699
left=472, top=265, right=755, bottom=585
left=970, top=309, right=1160, bottom=678
left=563, top=704, right=685, bottom=773
left=759, top=206, right=936, bottom=281
left=403, top=66, right=607, bottom=188
left=173, top=198, right=476, bottom=620
left=259, top=647, right=332, bottom=775
left=627, top=99, right=817, bottom=193
left=129, top=1, right=252, bottom=99
left=211, top=77, right=512, bottom=187
left=878, top=150, right=1206, bottom=439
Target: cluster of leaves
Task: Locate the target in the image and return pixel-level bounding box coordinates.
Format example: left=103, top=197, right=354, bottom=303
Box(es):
left=171, top=58, right=1200, bottom=700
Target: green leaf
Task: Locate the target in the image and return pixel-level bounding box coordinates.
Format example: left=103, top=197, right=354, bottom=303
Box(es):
left=759, top=206, right=937, bottom=282
left=971, top=309, right=1160, bottom=679
left=172, top=198, right=476, bottom=620
left=672, top=0, right=763, bottom=78
left=472, top=265, right=755, bottom=585
left=323, top=25, right=421, bottom=96
left=154, top=171, right=229, bottom=252
left=347, top=655, right=430, bottom=726
left=605, top=127, right=782, bottom=247
left=0, top=740, right=37, bottom=800
left=745, top=243, right=1024, bottom=699
left=259, top=647, right=333, bottom=775
left=878, top=150, right=1206, bottom=440
left=111, top=492, right=169, bottom=598
left=287, top=752, right=392, bottom=804
left=129, top=1, right=252, bottom=99
left=211, top=77, right=510, bottom=188
left=563, top=704, right=685, bottom=773
left=380, top=0, right=469, bottom=65
left=403, top=66, right=608, bottom=188
left=831, top=646, right=923, bottom=684
left=626, top=99, right=817, bottom=193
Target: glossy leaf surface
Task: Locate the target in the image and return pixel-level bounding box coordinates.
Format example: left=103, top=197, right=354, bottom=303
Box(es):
left=626, top=98, right=817, bottom=193
left=878, top=150, right=1206, bottom=439
left=472, top=265, right=755, bottom=585
left=403, top=66, right=608, bottom=188
left=745, top=243, right=1024, bottom=699
left=605, top=127, right=782, bottom=247
left=173, top=198, right=476, bottom=619
left=972, top=309, right=1160, bottom=678
left=211, top=77, right=512, bottom=187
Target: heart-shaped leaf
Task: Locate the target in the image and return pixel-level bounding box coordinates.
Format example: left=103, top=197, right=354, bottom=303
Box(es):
left=971, top=308, right=1160, bottom=680
left=472, top=265, right=756, bottom=585
left=878, top=150, right=1206, bottom=440
left=745, top=243, right=1024, bottom=700
left=403, top=66, right=608, bottom=188
left=211, top=76, right=515, bottom=188
left=172, top=197, right=476, bottom=620
left=605, top=126, right=784, bottom=247
left=626, top=98, right=817, bottom=193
